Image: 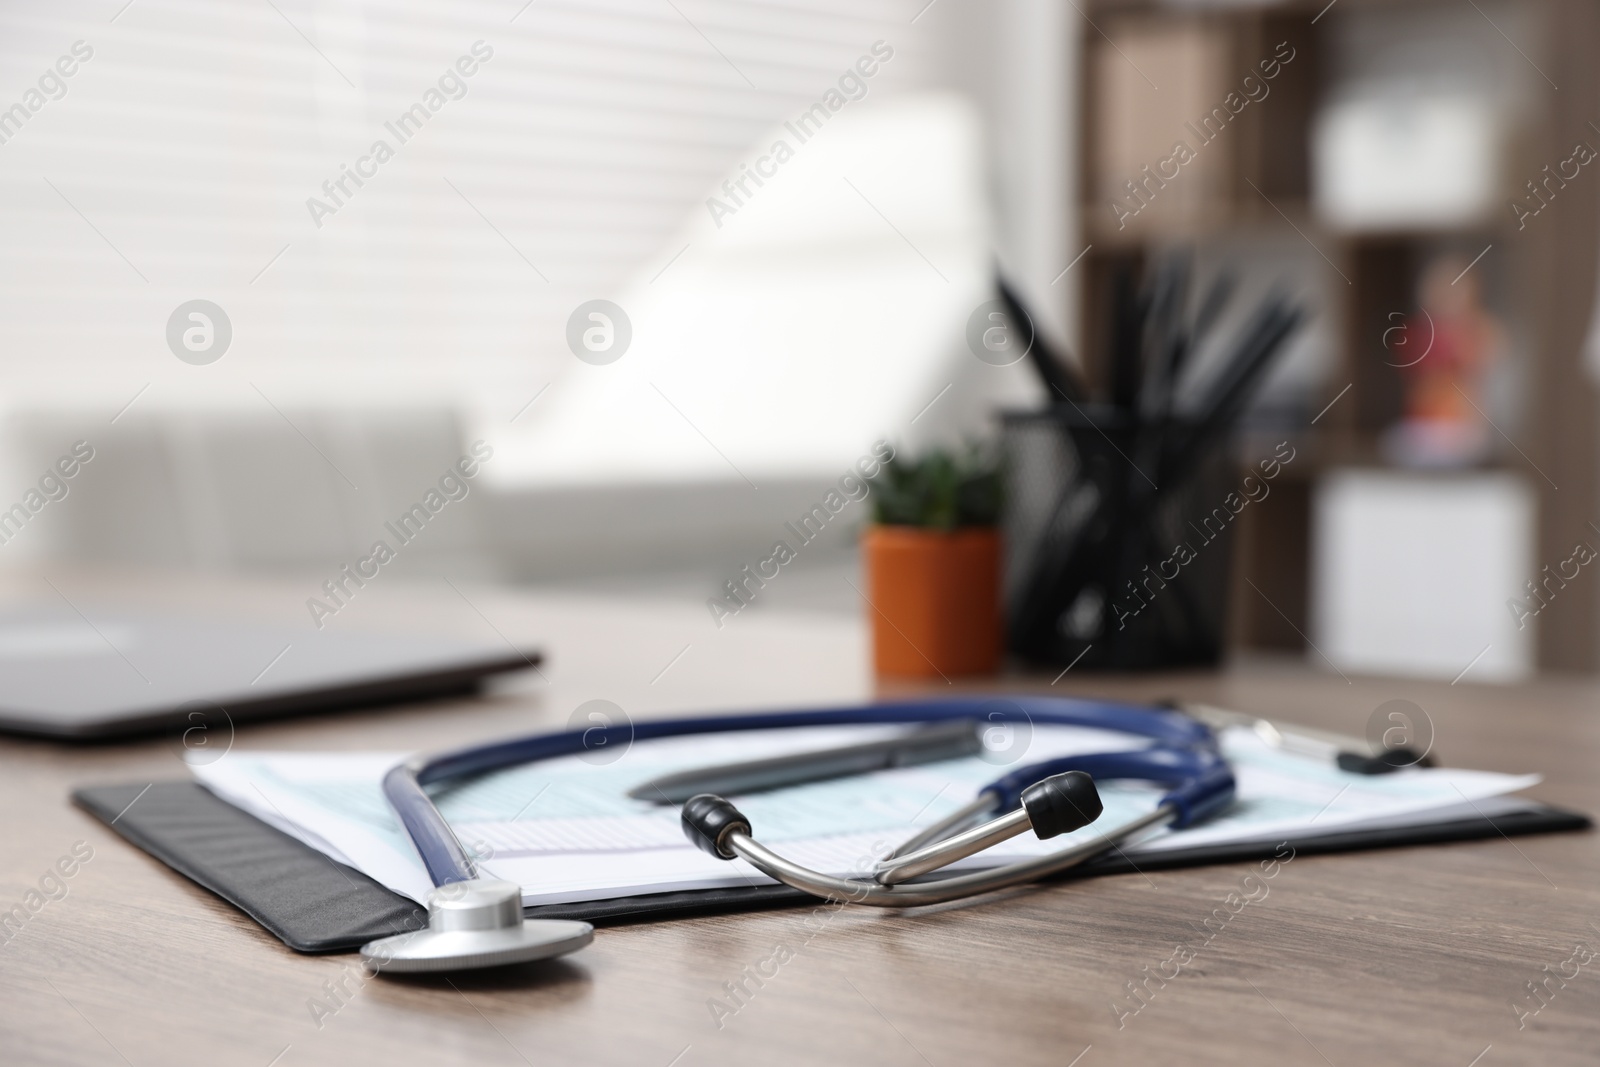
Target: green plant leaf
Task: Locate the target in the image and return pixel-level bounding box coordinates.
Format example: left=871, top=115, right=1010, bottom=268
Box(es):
left=868, top=443, right=1001, bottom=529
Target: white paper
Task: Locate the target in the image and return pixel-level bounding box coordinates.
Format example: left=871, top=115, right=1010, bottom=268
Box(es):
left=191, top=724, right=1540, bottom=907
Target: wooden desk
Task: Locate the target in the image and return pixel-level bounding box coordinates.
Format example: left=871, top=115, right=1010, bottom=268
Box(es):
left=0, top=573, right=1596, bottom=1066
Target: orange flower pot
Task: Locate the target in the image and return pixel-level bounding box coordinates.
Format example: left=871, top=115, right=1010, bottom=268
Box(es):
left=863, top=525, right=1002, bottom=677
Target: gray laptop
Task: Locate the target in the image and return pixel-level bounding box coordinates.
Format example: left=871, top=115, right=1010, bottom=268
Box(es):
left=0, top=607, right=538, bottom=740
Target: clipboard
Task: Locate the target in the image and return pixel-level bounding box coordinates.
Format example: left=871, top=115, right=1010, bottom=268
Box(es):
left=73, top=780, right=1592, bottom=954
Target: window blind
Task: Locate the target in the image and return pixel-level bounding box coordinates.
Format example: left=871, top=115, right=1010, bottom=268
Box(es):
left=0, top=0, right=925, bottom=409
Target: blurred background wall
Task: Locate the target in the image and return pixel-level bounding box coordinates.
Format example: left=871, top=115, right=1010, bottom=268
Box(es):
left=0, top=0, right=1072, bottom=576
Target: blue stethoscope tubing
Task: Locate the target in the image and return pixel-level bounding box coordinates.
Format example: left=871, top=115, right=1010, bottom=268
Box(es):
left=384, top=695, right=1236, bottom=892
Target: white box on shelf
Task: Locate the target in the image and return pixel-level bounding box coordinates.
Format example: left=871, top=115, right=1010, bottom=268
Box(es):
left=1312, top=469, right=1534, bottom=682
left=1311, top=92, right=1502, bottom=232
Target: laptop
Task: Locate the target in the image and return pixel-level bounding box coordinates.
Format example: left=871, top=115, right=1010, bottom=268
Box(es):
left=0, top=607, right=539, bottom=740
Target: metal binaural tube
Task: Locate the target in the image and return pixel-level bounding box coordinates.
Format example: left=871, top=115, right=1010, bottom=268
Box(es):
left=876, top=770, right=1103, bottom=884
left=874, top=806, right=1032, bottom=885
left=884, top=794, right=998, bottom=861
left=721, top=804, right=1177, bottom=909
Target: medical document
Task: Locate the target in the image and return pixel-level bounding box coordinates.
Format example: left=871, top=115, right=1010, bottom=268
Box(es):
left=191, top=724, right=1540, bottom=907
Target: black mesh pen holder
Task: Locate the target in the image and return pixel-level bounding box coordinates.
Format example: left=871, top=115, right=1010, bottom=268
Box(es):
left=1001, top=405, right=1236, bottom=671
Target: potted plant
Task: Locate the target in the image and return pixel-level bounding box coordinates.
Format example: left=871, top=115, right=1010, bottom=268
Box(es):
left=864, top=446, right=1002, bottom=677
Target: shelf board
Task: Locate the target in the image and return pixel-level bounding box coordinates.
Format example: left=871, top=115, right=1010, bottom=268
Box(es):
left=1082, top=199, right=1512, bottom=249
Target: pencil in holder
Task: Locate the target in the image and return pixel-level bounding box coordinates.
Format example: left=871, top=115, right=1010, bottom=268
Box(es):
left=1001, top=404, right=1236, bottom=670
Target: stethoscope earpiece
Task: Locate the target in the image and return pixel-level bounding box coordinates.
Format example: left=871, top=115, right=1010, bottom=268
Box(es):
left=680, top=794, right=752, bottom=860
left=682, top=769, right=1165, bottom=906
left=1019, top=769, right=1103, bottom=839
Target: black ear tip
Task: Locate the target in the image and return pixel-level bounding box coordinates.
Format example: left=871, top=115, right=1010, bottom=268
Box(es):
left=1021, top=771, right=1103, bottom=840
left=680, top=794, right=751, bottom=860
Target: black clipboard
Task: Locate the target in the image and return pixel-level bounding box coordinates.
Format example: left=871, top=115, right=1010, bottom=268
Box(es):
left=73, top=780, right=1592, bottom=954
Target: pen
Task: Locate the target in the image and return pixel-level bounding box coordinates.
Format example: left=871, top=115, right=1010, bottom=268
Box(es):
left=1179, top=702, right=1434, bottom=774
left=998, top=273, right=1088, bottom=404
left=1110, top=264, right=1142, bottom=411
left=628, top=719, right=983, bottom=803
left=1141, top=254, right=1191, bottom=420
left=1163, top=299, right=1302, bottom=486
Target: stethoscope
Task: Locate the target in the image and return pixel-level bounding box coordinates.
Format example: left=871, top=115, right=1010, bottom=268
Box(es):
left=359, top=696, right=1235, bottom=974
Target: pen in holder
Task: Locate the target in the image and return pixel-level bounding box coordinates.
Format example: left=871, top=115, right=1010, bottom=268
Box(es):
left=992, top=258, right=1303, bottom=671
left=1001, top=404, right=1236, bottom=670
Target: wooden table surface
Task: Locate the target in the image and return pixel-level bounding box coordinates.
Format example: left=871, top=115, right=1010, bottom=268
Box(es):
left=0, top=571, right=1596, bottom=1067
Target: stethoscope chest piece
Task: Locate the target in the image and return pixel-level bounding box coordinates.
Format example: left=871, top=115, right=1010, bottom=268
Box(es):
left=359, top=879, right=593, bottom=975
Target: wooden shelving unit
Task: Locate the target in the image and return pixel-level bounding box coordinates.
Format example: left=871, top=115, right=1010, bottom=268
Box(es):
left=1068, top=0, right=1600, bottom=669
